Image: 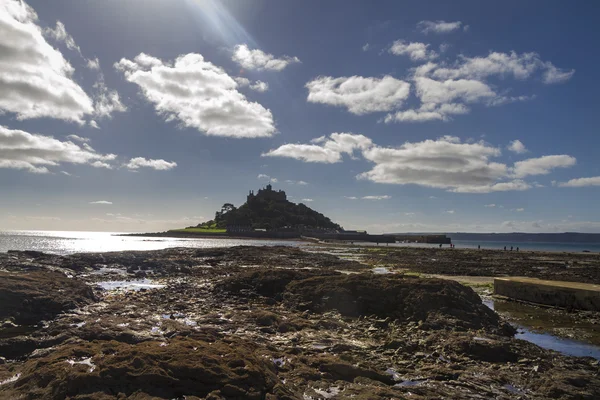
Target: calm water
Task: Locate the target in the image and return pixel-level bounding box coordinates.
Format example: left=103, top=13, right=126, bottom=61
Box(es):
left=0, top=230, right=304, bottom=255
left=378, top=239, right=600, bottom=253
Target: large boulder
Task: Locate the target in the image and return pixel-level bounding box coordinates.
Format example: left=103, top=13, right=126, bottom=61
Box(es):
left=0, top=271, right=97, bottom=326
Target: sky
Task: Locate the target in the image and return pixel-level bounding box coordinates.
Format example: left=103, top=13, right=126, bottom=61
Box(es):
left=1, top=0, right=599, bottom=233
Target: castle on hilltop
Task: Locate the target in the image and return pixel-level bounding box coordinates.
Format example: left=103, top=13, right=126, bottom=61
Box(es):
left=247, top=184, right=287, bottom=203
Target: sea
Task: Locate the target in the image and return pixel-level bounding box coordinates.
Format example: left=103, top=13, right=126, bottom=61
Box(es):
left=1, top=230, right=599, bottom=254
left=0, top=230, right=305, bottom=255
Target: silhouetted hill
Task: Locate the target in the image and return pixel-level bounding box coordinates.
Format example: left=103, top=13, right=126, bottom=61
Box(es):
left=198, top=185, right=342, bottom=231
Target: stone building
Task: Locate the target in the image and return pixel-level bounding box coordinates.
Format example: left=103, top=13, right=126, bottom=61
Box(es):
left=247, top=184, right=287, bottom=203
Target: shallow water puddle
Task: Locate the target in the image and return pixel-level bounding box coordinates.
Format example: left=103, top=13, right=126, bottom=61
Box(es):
left=372, top=267, right=393, bottom=274
left=484, top=299, right=600, bottom=359
left=66, top=357, right=95, bottom=372
left=0, top=373, right=21, bottom=386
left=96, top=279, right=165, bottom=291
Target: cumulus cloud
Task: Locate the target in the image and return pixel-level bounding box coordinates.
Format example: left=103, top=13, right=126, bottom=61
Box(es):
left=86, top=57, right=100, bottom=70
left=418, top=20, right=464, bottom=34
left=386, top=51, right=573, bottom=124
left=115, top=53, right=276, bottom=138
left=362, top=195, right=391, bottom=200
left=344, top=196, right=358, bottom=200
left=0, top=0, right=93, bottom=122
left=430, top=52, right=574, bottom=83
left=384, top=77, right=493, bottom=123
left=557, top=176, right=600, bottom=188
left=232, top=44, right=300, bottom=71
left=507, top=139, right=527, bottom=154
left=124, top=157, right=177, bottom=171
left=89, top=200, right=112, bottom=205
left=249, top=81, right=269, bottom=92
left=0, top=125, right=116, bottom=173
left=512, top=155, right=576, bottom=178
left=263, top=133, right=372, bottom=163
left=484, top=204, right=496, bottom=208
left=446, top=210, right=456, bottom=214
left=235, top=77, right=269, bottom=92
left=301, top=198, right=313, bottom=202
left=362, top=43, right=370, bottom=51
left=389, top=41, right=438, bottom=61
left=306, top=75, right=410, bottom=115
left=272, top=134, right=575, bottom=194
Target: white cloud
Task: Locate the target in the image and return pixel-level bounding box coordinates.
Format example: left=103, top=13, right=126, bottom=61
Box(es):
left=484, top=204, right=496, bottom=208
left=514, top=208, right=525, bottom=212
left=512, top=155, right=576, bottom=178
left=44, top=20, right=80, bottom=53
left=89, top=200, right=112, bottom=205
left=66, top=134, right=90, bottom=143
left=86, top=57, right=100, bottom=70
left=558, top=176, right=600, bottom=187
left=389, top=41, right=438, bottom=61
left=257, top=173, right=277, bottom=182
left=232, top=44, right=300, bottom=71
left=124, top=157, right=177, bottom=171
left=60, top=171, right=71, bottom=176
left=418, top=20, right=464, bottom=34
left=265, top=133, right=577, bottom=194
left=115, top=53, right=276, bottom=138
left=344, top=196, right=358, bottom=200
left=306, top=75, right=410, bottom=115
left=284, top=179, right=308, bottom=185
left=89, top=120, right=100, bottom=129
left=234, top=77, right=250, bottom=87
left=301, top=198, right=313, bottom=202
left=90, top=160, right=112, bottom=169
left=92, top=75, right=127, bottom=119
left=386, top=51, right=572, bottom=124
left=236, top=77, right=269, bottom=92
left=358, top=136, right=509, bottom=193
left=446, top=210, right=455, bottom=214
left=0, top=125, right=116, bottom=173
left=0, top=1, right=93, bottom=122
left=362, top=43, right=370, bottom=51
left=431, top=51, right=574, bottom=84
left=507, top=139, right=527, bottom=154
left=263, top=132, right=373, bottom=163
left=404, top=212, right=415, bottom=216
left=543, top=64, right=575, bottom=84
left=249, top=81, right=269, bottom=92
left=384, top=77, right=494, bottom=123
left=362, top=195, right=391, bottom=200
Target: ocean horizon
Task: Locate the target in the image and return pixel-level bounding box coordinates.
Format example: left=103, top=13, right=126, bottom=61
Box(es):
left=1, top=230, right=599, bottom=255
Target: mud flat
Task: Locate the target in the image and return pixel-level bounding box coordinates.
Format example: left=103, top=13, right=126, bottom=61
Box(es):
left=0, top=246, right=599, bottom=399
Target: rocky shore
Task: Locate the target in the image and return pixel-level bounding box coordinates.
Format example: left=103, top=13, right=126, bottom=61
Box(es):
left=0, top=246, right=599, bottom=399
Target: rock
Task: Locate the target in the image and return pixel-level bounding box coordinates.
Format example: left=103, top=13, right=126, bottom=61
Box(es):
left=0, top=271, right=97, bottom=326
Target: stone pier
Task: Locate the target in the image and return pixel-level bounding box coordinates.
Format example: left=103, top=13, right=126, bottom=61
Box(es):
left=494, top=277, right=600, bottom=311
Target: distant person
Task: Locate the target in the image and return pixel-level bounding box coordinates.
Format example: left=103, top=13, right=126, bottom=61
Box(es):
left=510, top=246, right=513, bottom=251
left=504, top=246, right=506, bottom=251
left=439, top=243, right=442, bottom=248
left=478, top=245, right=480, bottom=250
left=517, top=247, right=519, bottom=252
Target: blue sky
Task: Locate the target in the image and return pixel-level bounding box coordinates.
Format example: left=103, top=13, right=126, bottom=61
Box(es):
left=1, top=0, right=599, bottom=233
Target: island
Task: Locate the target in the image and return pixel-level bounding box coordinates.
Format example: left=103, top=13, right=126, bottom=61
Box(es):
left=129, top=184, right=397, bottom=243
